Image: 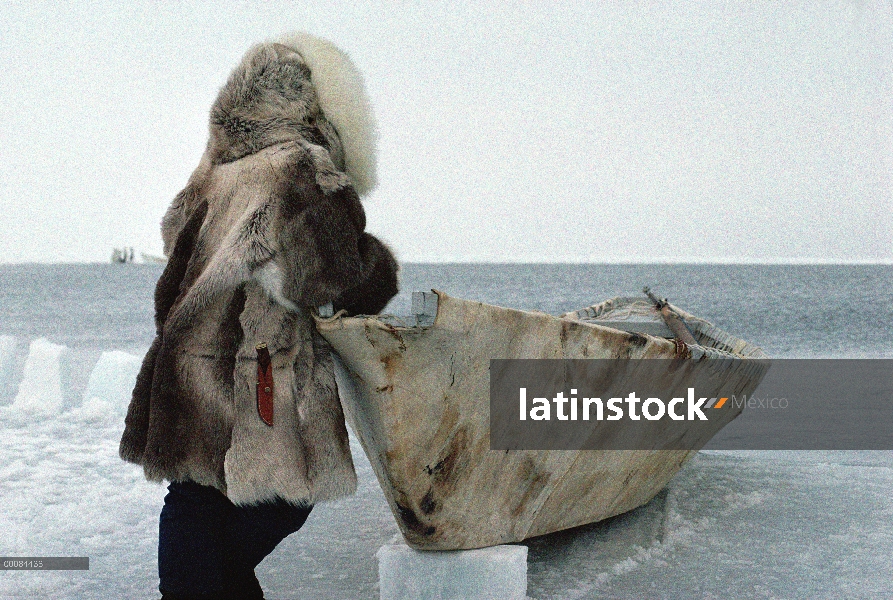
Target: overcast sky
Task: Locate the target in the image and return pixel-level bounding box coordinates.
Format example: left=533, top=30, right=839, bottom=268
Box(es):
left=0, top=1, right=890, bottom=263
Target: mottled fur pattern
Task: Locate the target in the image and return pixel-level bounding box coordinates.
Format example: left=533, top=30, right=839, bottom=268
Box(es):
left=120, top=35, right=398, bottom=505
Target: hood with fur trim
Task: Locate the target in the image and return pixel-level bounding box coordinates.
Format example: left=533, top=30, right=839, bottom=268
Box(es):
left=206, top=33, right=377, bottom=196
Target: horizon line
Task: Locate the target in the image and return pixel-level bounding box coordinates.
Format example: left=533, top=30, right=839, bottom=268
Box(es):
left=1, top=258, right=892, bottom=266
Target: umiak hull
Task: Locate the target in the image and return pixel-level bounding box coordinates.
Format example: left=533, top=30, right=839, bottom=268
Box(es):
left=316, top=291, right=767, bottom=550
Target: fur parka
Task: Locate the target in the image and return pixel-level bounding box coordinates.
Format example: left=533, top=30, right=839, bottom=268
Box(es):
left=119, top=33, right=398, bottom=506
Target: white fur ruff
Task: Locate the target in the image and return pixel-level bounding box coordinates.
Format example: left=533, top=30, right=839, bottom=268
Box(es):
left=276, top=32, right=378, bottom=197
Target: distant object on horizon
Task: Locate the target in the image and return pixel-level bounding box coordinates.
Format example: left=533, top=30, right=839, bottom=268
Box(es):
left=140, top=252, right=168, bottom=265
left=110, top=247, right=134, bottom=264
left=109, top=248, right=168, bottom=265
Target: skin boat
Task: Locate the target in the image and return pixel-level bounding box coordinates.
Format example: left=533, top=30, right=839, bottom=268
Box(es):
left=316, top=291, right=768, bottom=550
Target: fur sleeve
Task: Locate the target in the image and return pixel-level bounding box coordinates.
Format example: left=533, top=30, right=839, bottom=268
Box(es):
left=332, top=233, right=398, bottom=315
left=274, top=144, right=399, bottom=311
left=278, top=180, right=367, bottom=308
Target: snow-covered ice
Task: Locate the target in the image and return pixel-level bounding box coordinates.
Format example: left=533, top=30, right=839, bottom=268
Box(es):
left=0, top=344, right=891, bottom=599
left=0, top=335, right=18, bottom=404
left=9, top=338, right=76, bottom=417
left=525, top=450, right=893, bottom=599
left=377, top=543, right=527, bottom=600
left=81, top=350, right=144, bottom=416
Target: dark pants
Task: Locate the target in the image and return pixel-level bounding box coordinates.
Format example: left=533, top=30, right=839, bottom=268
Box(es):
left=158, top=481, right=313, bottom=600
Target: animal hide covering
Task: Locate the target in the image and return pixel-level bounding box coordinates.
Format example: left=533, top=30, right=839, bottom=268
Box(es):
left=119, top=33, right=398, bottom=506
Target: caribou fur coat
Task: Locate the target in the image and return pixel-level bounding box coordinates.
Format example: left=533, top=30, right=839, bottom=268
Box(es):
left=119, top=33, right=398, bottom=506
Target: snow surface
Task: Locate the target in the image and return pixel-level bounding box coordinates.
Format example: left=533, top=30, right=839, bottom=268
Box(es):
left=0, top=347, right=891, bottom=599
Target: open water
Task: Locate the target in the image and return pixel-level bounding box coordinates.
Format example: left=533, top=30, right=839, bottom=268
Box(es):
left=0, top=262, right=889, bottom=358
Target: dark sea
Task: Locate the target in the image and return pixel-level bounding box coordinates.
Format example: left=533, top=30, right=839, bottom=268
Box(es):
left=0, top=262, right=889, bottom=358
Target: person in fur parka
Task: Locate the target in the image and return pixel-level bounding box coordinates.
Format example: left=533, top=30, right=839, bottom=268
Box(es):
left=119, top=33, right=397, bottom=599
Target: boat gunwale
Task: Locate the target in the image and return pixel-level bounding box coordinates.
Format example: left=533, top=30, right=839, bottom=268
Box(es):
left=315, top=289, right=769, bottom=362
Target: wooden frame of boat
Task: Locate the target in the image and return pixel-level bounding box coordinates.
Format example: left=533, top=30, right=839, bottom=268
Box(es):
left=316, top=291, right=768, bottom=550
